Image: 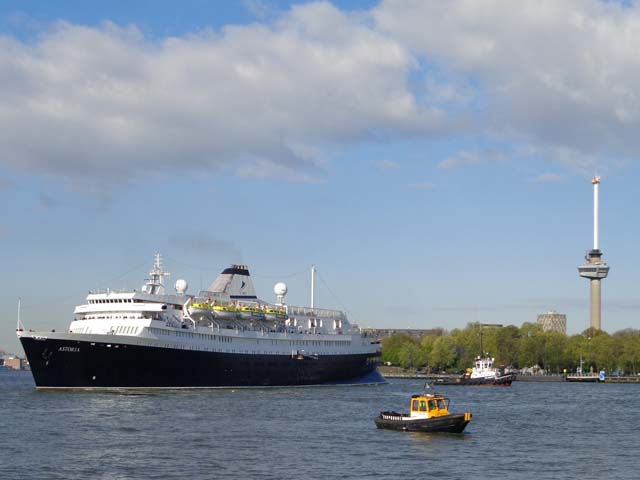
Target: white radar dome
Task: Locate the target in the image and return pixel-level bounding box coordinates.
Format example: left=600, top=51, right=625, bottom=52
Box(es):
left=274, top=282, right=288, bottom=296
left=175, top=279, right=188, bottom=294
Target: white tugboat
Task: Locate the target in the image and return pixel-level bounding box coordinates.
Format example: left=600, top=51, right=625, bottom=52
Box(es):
left=432, top=355, right=516, bottom=386
left=17, top=254, right=382, bottom=389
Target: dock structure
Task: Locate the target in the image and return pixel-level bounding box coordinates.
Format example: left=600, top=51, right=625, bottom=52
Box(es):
left=578, top=177, right=609, bottom=331
left=604, top=376, right=640, bottom=383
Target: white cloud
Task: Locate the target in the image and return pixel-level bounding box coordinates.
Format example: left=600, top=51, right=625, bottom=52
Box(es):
left=437, top=149, right=506, bottom=170
left=235, top=157, right=322, bottom=183
left=374, top=0, right=640, bottom=165
left=423, top=77, right=474, bottom=107
left=3, top=1, right=640, bottom=185
left=438, top=151, right=482, bottom=170
left=374, top=159, right=398, bottom=170
left=0, top=3, right=448, bottom=184
left=533, top=173, right=566, bottom=183
left=532, top=145, right=601, bottom=177
left=408, top=181, right=433, bottom=190
left=241, top=0, right=276, bottom=20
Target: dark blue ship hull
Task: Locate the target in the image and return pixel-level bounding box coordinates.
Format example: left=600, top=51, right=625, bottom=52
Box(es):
left=19, top=336, right=381, bottom=389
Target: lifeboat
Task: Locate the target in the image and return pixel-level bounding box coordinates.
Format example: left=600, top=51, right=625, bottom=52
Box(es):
left=188, top=302, right=213, bottom=321
left=212, top=304, right=239, bottom=320
left=264, top=308, right=288, bottom=321
left=375, top=391, right=472, bottom=433
left=238, top=306, right=266, bottom=321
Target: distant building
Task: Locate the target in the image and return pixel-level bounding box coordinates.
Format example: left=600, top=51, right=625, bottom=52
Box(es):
left=537, top=311, right=567, bottom=334
left=2, top=357, right=24, bottom=370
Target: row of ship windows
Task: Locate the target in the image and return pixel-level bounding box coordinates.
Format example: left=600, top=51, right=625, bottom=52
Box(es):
left=84, top=315, right=143, bottom=320
left=89, top=299, right=143, bottom=304
left=72, top=325, right=139, bottom=335
left=147, top=327, right=350, bottom=346
left=269, top=339, right=350, bottom=347
left=150, top=328, right=232, bottom=343
left=145, top=343, right=353, bottom=356
left=113, top=326, right=139, bottom=335
left=152, top=345, right=300, bottom=354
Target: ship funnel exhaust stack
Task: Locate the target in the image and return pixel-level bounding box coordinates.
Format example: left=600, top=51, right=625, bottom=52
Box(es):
left=208, top=265, right=258, bottom=301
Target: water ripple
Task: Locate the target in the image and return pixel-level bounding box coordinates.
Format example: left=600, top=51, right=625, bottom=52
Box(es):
left=2, top=370, right=640, bottom=479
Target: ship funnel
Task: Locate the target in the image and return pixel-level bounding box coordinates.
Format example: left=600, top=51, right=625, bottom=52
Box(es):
left=208, top=265, right=257, bottom=300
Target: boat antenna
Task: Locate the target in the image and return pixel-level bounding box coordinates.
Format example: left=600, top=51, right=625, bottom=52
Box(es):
left=143, top=253, right=170, bottom=295
left=310, top=264, right=315, bottom=309
left=478, top=323, right=503, bottom=356
left=16, top=297, right=24, bottom=331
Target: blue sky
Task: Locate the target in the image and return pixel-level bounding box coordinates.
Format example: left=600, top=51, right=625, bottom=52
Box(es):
left=2, top=0, right=640, bottom=353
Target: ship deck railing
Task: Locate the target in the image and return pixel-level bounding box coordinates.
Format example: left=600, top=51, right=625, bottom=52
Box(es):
left=286, top=305, right=346, bottom=319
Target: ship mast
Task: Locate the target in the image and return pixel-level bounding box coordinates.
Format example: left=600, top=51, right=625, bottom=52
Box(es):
left=478, top=323, right=502, bottom=356
left=310, top=264, right=316, bottom=309
left=143, top=253, right=170, bottom=295
left=16, top=297, right=24, bottom=331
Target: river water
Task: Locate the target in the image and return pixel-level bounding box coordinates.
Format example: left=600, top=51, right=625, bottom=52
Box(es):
left=1, top=369, right=638, bottom=479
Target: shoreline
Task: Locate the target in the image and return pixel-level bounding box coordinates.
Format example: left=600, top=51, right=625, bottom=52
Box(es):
left=378, top=367, right=640, bottom=383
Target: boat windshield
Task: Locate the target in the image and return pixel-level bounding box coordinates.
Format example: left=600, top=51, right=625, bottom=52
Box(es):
left=412, top=396, right=448, bottom=414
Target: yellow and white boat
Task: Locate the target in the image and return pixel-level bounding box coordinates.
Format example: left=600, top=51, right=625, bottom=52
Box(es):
left=188, top=302, right=213, bottom=320
left=212, top=304, right=239, bottom=320
left=375, top=391, right=472, bottom=433
left=264, top=308, right=288, bottom=321
left=238, top=305, right=266, bottom=321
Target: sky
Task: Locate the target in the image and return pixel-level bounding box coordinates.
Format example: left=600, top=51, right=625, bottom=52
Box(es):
left=2, top=0, right=640, bottom=354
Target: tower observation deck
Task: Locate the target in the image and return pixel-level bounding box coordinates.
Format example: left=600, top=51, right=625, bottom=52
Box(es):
left=577, top=177, right=609, bottom=331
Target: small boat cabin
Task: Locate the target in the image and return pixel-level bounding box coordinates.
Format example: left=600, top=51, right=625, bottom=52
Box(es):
left=410, top=393, right=451, bottom=419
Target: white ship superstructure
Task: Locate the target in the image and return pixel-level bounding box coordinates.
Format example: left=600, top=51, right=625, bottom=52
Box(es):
left=18, top=254, right=381, bottom=388
left=469, top=356, right=501, bottom=380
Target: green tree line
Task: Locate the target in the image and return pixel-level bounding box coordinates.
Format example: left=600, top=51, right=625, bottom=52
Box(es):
left=381, top=323, right=640, bottom=375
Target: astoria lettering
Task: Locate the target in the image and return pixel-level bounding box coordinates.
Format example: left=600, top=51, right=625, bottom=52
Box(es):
left=58, top=346, right=80, bottom=353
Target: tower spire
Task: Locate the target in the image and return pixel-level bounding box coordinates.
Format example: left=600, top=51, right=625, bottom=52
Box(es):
left=578, top=177, right=609, bottom=331
left=593, top=176, right=600, bottom=250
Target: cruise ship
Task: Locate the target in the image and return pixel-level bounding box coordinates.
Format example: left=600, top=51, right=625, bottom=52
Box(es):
left=17, top=254, right=382, bottom=389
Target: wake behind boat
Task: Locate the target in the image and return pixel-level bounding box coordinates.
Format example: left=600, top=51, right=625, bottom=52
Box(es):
left=17, top=255, right=382, bottom=389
